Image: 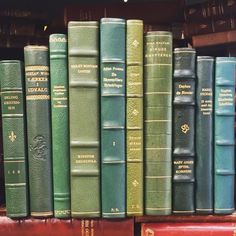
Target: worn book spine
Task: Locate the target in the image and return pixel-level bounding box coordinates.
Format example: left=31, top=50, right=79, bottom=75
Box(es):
left=100, top=18, right=126, bottom=218
left=126, top=19, right=143, bottom=216
left=144, top=31, right=173, bottom=215
left=0, top=60, right=28, bottom=217
left=172, top=48, right=196, bottom=214
left=68, top=21, right=100, bottom=218
left=24, top=46, right=53, bottom=217
left=214, top=57, right=236, bottom=214
left=196, top=56, right=214, bottom=214
left=49, top=34, right=70, bottom=218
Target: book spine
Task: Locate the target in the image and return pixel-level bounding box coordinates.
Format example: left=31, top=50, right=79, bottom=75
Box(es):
left=196, top=56, right=214, bottom=214
left=100, top=18, right=126, bottom=218
left=144, top=31, right=173, bottom=215
left=0, top=60, right=28, bottom=217
left=68, top=21, right=100, bottom=218
left=24, top=46, right=53, bottom=217
left=172, top=48, right=196, bottom=214
left=126, top=19, right=143, bottom=216
left=49, top=34, right=70, bottom=218
left=214, top=57, right=236, bottom=214
left=142, top=223, right=236, bottom=236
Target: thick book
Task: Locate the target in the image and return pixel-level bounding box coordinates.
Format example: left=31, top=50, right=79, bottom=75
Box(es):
left=24, top=46, right=53, bottom=217
left=172, top=47, right=196, bottom=214
left=142, top=223, right=236, bottom=236
left=196, top=56, right=214, bottom=214
left=68, top=21, right=100, bottom=218
left=214, top=57, right=236, bottom=214
left=100, top=18, right=126, bottom=218
left=144, top=31, right=173, bottom=215
left=49, top=34, right=70, bottom=218
left=0, top=217, right=134, bottom=236
left=0, top=60, right=28, bottom=217
left=126, top=19, right=143, bottom=216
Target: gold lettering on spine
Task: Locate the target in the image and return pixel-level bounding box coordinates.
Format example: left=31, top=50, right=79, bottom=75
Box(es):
left=218, top=88, right=234, bottom=106
left=103, top=66, right=124, bottom=89
left=75, top=154, right=97, bottom=164
left=200, top=87, right=212, bottom=115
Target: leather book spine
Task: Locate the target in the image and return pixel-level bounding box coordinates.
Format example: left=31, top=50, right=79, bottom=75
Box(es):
left=172, top=47, right=196, bottom=214
left=68, top=21, right=100, bottom=218
left=100, top=18, right=126, bottom=218
left=144, top=31, right=173, bottom=215
left=0, top=60, right=28, bottom=217
left=24, top=46, right=53, bottom=217
left=142, top=223, right=236, bottom=236
left=214, top=57, right=236, bottom=214
left=49, top=34, right=70, bottom=218
left=126, top=19, right=143, bottom=216
left=196, top=56, right=214, bottom=214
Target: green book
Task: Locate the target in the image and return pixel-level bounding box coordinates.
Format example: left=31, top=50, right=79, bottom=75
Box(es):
left=144, top=31, right=173, bottom=215
left=24, top=46, right=53, bottom=217
left=68, top=21, right=100, bottom=217
left=126, top=19, right=144, bottom=216
left=49, top=34, right=70, bottom=218
left=0, top=60, right=28, bottom=218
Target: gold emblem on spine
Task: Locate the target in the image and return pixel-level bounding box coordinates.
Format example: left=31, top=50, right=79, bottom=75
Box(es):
left=132, top=180, right=139, bottom=187
left=132, top=109, right=139, bottom=116
left=145, top=228, right=155, bottom=236
left=181, top=124, right=190, bottom=134
left=9, top=131, right=16, bottom=142
left=132, top=40, right=139, bottom=47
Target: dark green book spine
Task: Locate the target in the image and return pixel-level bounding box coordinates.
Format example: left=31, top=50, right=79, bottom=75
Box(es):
left=172, top=48, right=196, bottom=214
left=68, top=21, right=100, bottom=218
left=196, top=56, right=214, bottom=214
left=0, top=60, right=28, bottom=218
left=144, top=31, right=173, bottom=215
left=24, top=46, right=53, bottom=217
left=101, top=18, right=126, bottom=218
left=49, top=34, right=70, bottom=218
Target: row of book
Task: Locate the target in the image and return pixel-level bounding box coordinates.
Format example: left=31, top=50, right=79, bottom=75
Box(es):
left=1, top=18, right=235, bottom=219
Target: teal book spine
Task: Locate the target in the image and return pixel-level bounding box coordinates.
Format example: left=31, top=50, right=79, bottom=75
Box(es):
left=0, top=60, right=28, bottom=218
left=49, top=34, right=70, bottom=218
left=100, top=18, right=126, bottom=218
left=214, top=57, right=236, bottom=214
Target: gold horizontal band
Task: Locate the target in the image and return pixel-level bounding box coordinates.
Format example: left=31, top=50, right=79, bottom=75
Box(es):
left=103, top=212, right=125, bottom=215
left=173, top=210, right=195, bottom=213
left=1, top=90, right=22, bottom=93
left=5, top=183, right=26, bottom=186
left=25, top=66, right=49, bottom=71
left=145, top=63, right=172, bottom=66
left=145, top=176, right=171, bottom=178
left=31, top=211, right=53, bottom=216
left=146, top=148, right=171, bottom=150
left=146, top=207, right=171, bottom=210
left=215, top=208, right=235, bottom=211
left=127, top=211, right=143, bottom=214
left=4, top=160, right=25, bottom=163
left=26, top=95, right=50, bottom=100
left=145, top=92, right=171, bottom=95
left=72, top=211, right=100, bottom=214
left=196, top=208, right=213, bottom=211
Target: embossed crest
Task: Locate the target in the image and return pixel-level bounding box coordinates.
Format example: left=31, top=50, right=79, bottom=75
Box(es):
left=9, top=131, right=17, bottom=142
left=181, top=124, right=190, bottom=134
left=29, top=135, right=48, bottom=160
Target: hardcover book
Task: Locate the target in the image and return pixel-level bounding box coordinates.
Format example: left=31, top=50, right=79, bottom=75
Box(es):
left=68, top=21, right=100, bottom=218
left=24, top=45, right=53, bottom=217
left=214, top=57, right=236, bottom=214
left=0, top=60, right=28, bottom=217
left=172, top=47, right=196, bottom=214
left=126, top=19, right=144, bottom=216
left=100, top=18, right=126, bottom=218
left=144, top=31, right=173, bottom=215
left=49, top=34, right=70, bottom=218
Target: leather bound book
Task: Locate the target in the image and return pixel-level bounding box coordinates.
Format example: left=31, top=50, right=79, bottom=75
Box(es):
left=214, top=57, right=236, bottom=214
left=0, top=60, right=28, bottom=217
left=100, top=18, right=126, bottom=218
left=173, top=48, right=196, bottom=214
left=24, top=46, right=53, bottom=217
left=196, top=56, right=214, bottom=214
left=142, top=223, right=236, bottom=236
left=126, top=19, right=143, bottom=216
left=68, top=21, right=100, bottom=218
left=49, top=34, right=70, bottom=218
left=144, top=31, right=173, bottom=215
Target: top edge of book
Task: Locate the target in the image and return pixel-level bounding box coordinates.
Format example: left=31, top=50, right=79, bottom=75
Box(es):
left=68, top=21, right=98, bottom=26
left=127, top=19, right=143, bottom=24
left=49, top=33, right=66, bottom=38
left=146, top=31, right=172, bottom=36
left=216, top=57, right=236, bottom=62
left=197, top=56, right=214, bottom=60
left=24, top=45, right=48, bottom=51
left=101, top=18, right=125, bottom=23
left=174, top=47, right=196, bottom=52
left=0, top=60, right=22, bottom=64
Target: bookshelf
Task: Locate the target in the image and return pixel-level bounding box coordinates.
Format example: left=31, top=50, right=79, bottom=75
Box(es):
left=0, top=0, right=236, bottom=235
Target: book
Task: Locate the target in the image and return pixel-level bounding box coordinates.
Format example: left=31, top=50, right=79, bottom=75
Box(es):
left=68, top=21, right=100, bottom=218
left=196, top=56, right=214, bottom=214
left=142, top=223, right=236, bottom=236
left=24, top=45, right=53, bottom=217
left=214, top=57, right=236, bottom=214
left=172, top=47, right=196, bottom=214
left=49, top=34, right=70, bottom=218
left=126, top=19, right=144, bottom=216
left=144, top=31, right=173, bottom=215
left=0, top=60, right=28, bottom=218
left=100, top=18, right=126, bottom=218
